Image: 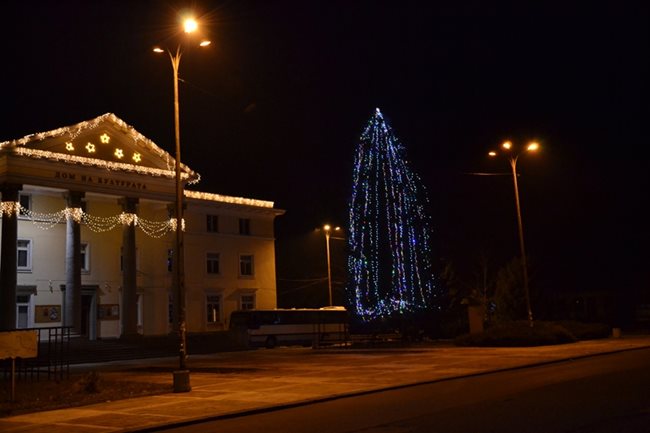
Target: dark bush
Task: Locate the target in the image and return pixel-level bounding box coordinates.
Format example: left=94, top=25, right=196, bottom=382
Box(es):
left=555, top=320, right=611, bottom=340
left=454, top=321, right=577, bottom=347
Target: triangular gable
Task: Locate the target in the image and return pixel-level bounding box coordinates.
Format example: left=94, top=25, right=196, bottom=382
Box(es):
left=0, top=113, right=200, bottom=183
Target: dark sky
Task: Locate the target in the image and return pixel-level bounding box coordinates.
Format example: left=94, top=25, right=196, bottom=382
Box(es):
left=3, top=1, right=649, bottom=300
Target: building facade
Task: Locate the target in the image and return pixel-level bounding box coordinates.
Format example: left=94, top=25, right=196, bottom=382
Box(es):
left=0, top=113, right=284, bottom=338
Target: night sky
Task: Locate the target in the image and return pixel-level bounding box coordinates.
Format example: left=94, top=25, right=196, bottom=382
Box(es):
left=3, top=1, right=648, bottom=308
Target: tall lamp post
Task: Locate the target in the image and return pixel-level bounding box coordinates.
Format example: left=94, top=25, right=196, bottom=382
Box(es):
left=322, top=224, right=341, bottom=306
left=153, top=17, right=210, bottom=393
left=489, top=140, right=539, bottom=327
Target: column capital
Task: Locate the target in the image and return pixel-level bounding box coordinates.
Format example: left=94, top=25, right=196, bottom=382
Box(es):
left=167, top=202, right=186, bottom=217
left=119, top=197, right=139, bottom=213
left=0, top=183, right=23, bottom=202
left=65, top=191, right=85, bottom=208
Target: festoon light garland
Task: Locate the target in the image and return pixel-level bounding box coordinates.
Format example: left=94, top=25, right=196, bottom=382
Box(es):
left=0, top=202, right=179, bottom=238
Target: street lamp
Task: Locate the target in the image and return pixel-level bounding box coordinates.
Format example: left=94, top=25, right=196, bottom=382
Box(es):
left=489, top=140, right=539, bottom=327
left=322, top=224, right=341, bottom=306
left=153, top=16, right=210, bottom=393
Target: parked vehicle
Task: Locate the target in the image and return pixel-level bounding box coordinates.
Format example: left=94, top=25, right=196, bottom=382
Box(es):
left=229, top=307, right=349, bottom=348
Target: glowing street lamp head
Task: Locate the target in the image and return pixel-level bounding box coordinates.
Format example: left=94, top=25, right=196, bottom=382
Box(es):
left=502, top=140, right=512, bottom=150
left=527, top=142, right=540, bottom=152
left=199, top=40, right=211, bottom=47
left=488, top=151, right=497, bottom=157
left=153, top=47, right=164, bottom=53
left=324, top=224, right=331, bottom=232
left=183, top=18, right=198, bottom=33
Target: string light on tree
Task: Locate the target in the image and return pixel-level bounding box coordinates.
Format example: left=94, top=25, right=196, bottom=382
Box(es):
left=347, top=108, right=438, bottom=321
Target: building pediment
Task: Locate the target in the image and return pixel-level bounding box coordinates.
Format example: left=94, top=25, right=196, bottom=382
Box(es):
left=0, top=113, right=199, bottom=183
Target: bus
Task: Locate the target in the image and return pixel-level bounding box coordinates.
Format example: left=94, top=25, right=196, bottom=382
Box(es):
left=229, top=307, right=350, bottom=349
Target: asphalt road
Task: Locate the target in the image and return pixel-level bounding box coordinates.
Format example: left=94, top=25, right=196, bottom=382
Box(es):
left=157, top=348, right=650, bottom=433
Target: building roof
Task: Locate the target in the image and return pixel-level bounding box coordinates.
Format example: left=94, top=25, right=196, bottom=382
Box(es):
left=0, top=113, right=200, bottom=184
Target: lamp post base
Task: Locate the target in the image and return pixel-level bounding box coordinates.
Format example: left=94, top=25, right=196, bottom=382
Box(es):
left=173, top=370, right=191, bottom=393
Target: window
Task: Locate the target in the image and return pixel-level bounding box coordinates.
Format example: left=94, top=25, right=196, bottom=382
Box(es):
left=80, top=243, right=90, bottom=273
left=19, top=194, right=31, bottom=216
left=17, top=239, right=32, bottom=271
left=240, top=294, right=255, bottom=310
left=239, top=218, right=251, bottom=235
left=206, top=294, right=221, bottom=323
left=206, top=214, right=219, bottom=233
left=16, top=305, right=29, bottom=329
left=16, top=288, right=35, bottom=329
left=239, top=254, right=254, bottom=277
left=206, top=252, right=220, bottom=274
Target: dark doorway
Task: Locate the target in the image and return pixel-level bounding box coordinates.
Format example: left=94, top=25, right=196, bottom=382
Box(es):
left=80, top=286, right=98, bottom=340
left=80, top=294, right=92, bottom=337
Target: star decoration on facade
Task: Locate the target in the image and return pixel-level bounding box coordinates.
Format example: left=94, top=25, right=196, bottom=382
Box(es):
left=86, top=142, right=96, bottom=153
left=132, top=152, right=142, bottom=163
left=65, top=142, right=75, bottom=151
left=100, top=133, right=111, bottom=144
left=114, top=148, right=124, bottom=159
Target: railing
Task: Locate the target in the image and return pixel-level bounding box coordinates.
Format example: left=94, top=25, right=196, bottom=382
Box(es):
left=1, top=326, right=71, bottom=382
left=312, top=321, right=351, bottom=349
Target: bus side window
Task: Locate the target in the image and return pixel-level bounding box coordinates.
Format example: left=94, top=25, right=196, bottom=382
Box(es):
left=249, top=312, right=261, bottom=329
left=258, top=311, right=276, bottom=326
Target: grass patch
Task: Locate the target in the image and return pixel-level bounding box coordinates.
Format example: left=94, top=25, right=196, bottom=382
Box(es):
left=0, top=371, right=171, bottom=418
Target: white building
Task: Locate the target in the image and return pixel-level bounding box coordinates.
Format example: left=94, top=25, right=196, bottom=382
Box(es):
left=0, top=113, right=284, bottom=339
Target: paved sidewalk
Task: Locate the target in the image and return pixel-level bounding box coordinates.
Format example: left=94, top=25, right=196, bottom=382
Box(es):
left=2, top=336, right=650, bottom=433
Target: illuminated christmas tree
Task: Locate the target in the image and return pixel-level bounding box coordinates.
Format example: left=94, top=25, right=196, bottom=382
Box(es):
left=347, top=108, right=437, bottom=322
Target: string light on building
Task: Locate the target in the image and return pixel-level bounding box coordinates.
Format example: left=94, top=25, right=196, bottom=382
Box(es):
left=65, top=207, right=84, bottom=223
left=0, top=112, right=201, bottom=184
left=184, top=190, right=274, bottom=208
left=11, top=147, right=197, bottom=182
left=1, top=188, right=271, bottom=239
left=0, top=201, right=21, bottom=217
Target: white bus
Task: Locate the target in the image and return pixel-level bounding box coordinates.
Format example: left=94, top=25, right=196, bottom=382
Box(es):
left=229, top=307, right=350, bottom=349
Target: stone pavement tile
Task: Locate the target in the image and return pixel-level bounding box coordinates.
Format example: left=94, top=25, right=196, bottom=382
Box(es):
left=120, top=399, right=240, bottom=417
left=4, top=408, right=107, bottom=424
left=125, top=398, right=275, bottom=418
left=85, top=395, right=195, bottom=412
left=62, top=412, right=174, bottom=429
left=0, top=419, right=113, bottom=433
left=2, top=337, right=649, bottom=433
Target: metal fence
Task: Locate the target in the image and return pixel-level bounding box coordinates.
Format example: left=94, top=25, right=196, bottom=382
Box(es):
left=1, top=326, right=71, bottom=382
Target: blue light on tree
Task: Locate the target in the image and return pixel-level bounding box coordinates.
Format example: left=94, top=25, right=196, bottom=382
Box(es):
left=347, top=108, right=437, bottom=321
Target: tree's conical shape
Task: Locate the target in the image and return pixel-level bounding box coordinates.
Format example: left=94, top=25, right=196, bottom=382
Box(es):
left=347, top=108, right=436, bottom=321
